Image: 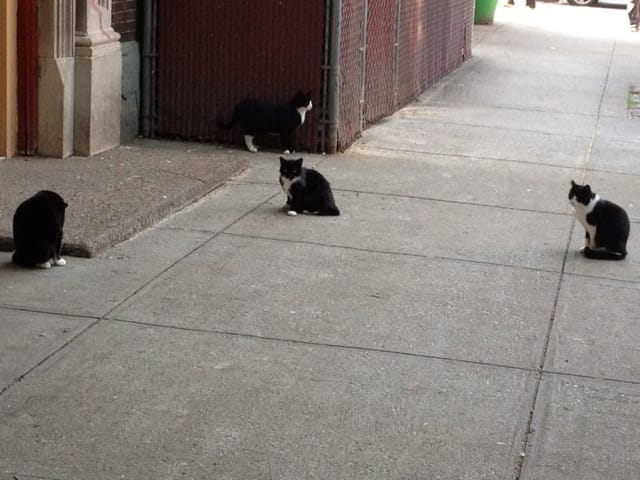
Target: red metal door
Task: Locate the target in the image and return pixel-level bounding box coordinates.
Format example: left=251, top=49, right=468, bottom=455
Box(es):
left=17, top=0, right=38, bottom=154
left=155, top=0, right=325, bottom=152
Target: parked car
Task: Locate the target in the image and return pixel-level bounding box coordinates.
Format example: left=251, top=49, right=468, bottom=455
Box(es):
left=567, top=0, right=627, bottom=7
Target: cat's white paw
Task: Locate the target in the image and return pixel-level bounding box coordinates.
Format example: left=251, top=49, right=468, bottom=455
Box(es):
left=287, top=210, right=298, bottom=216
left=579, top=246, right=586, bottom=253
left=36, top=261, right=52, bottom=269
left=283, top=150, right=291, bottom=155
left=244, top=135, right=258, bottom=153
left=53, top=257, right=66, bottom=266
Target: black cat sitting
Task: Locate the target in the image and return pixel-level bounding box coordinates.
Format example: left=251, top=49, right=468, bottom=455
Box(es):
left=217, top=90, right=312, bottom=154
left=12, top=190, right=68, bottom=269
left=279, top=157, right=339, bottom=217
left=568, top=180, right=630, bottom=260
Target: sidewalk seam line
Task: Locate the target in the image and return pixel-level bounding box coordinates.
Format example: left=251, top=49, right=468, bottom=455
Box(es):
left=513, top=35, right=617, bottom=480
left=103, top=316, right=536, bottom=374
left=220, top=231, right=564, bottom=274
left=0, top=318, right=101, bottom=398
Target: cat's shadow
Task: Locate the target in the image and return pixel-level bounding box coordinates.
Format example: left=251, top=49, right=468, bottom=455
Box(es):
left=0, top=260, right=24, bottom=272
left=272, top=205, right=291, bottom=216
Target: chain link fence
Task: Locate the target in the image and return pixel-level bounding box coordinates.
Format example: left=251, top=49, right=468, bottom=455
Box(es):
left=155, top=0, right=325, bottom=151
left=152, top=0, right=471, bottom=153
left=337, top=0, right=473, bottom=151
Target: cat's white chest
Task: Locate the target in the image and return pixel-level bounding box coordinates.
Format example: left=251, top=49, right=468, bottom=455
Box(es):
left=571, top=196, right=599, bottom=247
left=297, top=101, right=312, bottom=126
left=280, top=176, right=298, bottom=199
left=573, top=204, right=589, bottom=228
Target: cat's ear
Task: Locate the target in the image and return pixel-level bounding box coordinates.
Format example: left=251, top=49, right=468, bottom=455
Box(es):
left=570, top=180, right=576, bottom=187
left=295, top=158, right=303, bottom=166
left=583, top=184, right=592, bottom=195
left=280, top=156, right=286, bottom=163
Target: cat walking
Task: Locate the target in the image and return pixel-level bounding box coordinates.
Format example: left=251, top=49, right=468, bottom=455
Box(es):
left=217, top=91, right=312, bottom=154
left=568, top=181, right=629, bottom=260
left=279, top=157, right=340, bottom=217
left=12, top=190, right=68, bottom=269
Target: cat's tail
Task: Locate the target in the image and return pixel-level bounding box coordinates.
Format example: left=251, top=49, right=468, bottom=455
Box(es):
left=216, top=109, right=238, bottom=130
left=583, top=247, right=627, bottom=260
left=216, top=117, right=236, bottom=130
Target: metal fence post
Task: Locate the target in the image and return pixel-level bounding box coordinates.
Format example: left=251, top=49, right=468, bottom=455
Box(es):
left=141, top=0, right=157, bottom=137
left=322, top=0, right=343, bottom=154
left=393, top=0, right=401, bottom=108
left=320, top=0, right=342, bottom=153
left=358, top=0, right=369, bottom=132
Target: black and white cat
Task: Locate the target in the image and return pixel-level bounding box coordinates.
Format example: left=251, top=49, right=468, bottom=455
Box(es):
left=12, top=190, right=68, bottom=269
left=279, top=157, right=340, bottom=217
left=217, top=90, right=312, bottom=154
left=568, top=180, right=630, bottom=260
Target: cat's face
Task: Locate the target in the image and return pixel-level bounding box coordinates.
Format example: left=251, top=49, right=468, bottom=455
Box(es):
left=291, top=90, right=312, bottom=111
left=568, top=180, right=594, bottom=207
left=280, top=157, right=303, bottom=179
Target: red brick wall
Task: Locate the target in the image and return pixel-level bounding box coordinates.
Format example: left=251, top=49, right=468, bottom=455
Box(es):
left=112, top=0, right=138, bottom=42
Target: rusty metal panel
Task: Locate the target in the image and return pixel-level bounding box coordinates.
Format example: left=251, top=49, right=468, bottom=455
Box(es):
left=424, top=0, right=473, bottom=88
left=156, top=0, right=325, bottom=152
left=397, top=0, right=429, bottom=106
left=396, top=0, right=472, bottom=107
left=363, top=0, right=397, bottom=125
left=337, top=0, right=364, bottom=151
left=17, top=0, right=38, bottom=155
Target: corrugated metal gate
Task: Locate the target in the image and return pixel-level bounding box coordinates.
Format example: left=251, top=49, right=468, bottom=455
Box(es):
left=153, top=0, right=472, bottom=153
left=155, top=0, right=325, bottom=151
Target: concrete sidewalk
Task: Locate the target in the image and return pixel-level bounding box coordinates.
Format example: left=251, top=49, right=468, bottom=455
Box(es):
left=2, top=3, right=640, bottom=479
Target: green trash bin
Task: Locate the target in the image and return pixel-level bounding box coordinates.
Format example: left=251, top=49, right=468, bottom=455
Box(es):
left=474, top=0, right=499, bottom=24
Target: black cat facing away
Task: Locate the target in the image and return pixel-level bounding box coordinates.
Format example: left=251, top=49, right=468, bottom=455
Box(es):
left=568, top=180, right=630, bottom=260
left=279, top=157, right=340, bottom=217
left=217, top=90, right=312, bottom=154
left=12, top=190, right=68, bottom=269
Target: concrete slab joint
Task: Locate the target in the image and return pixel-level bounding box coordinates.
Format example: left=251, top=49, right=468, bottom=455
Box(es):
left=74, top=0, right=122, bottom=156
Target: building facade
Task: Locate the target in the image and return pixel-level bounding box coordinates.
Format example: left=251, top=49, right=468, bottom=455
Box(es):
left=0, top=0, right=17, bottom=158
left=1, top=0, right=473, bottom=159
left=7, top=0, right=122, bottom=158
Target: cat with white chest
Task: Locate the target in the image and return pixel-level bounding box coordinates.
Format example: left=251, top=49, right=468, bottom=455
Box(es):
left=279, top=157, right=340, bottom=217
left=217, top=90, right=312, bottom=154
left=568, top=180, right=630, bottom=260
left=12, top=190, right=68, bottom=269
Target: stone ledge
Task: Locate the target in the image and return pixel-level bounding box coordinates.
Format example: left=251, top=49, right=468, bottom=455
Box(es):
left=0, top=139, right=248, bottom=257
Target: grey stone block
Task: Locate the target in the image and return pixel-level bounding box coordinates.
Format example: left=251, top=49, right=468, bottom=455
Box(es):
left=158, top=183, right=280, bottom=232
left=361, top=119, right=591, bottom=168
left=0, top=309, right=92, bottom=392
left=521, top=374, right=640, bottom=480
left=547, top=275, right=640, bottom=382
left=0, top=320, right=535, bottom=480
left=323, top=147, right=579, bottom=213
left=111, top=234, right=559, bottom=368
left=225, top=191, right=572, bottom=271
left=0, top=228, right=211, bottom=318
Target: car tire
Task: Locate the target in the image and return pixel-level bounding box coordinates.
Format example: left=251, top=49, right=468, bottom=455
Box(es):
left=567, top=0, right=598, bottom=5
